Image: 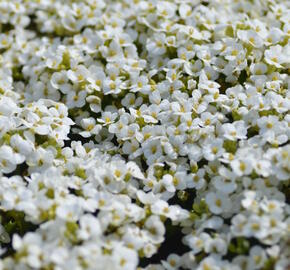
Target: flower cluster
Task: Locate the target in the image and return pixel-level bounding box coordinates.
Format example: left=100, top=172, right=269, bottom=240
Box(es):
left=0, top=0, right=289, bottom=269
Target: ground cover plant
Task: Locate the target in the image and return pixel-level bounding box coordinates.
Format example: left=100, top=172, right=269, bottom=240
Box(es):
left=0, top=0, right=289, bottom=269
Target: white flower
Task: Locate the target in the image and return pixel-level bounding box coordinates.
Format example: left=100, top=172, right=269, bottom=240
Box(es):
left=253, top=159, right=271, bottom=177
left=50, top=71, right=71, bottom=94
left=100, top=39, right=123, bottom=62
left=205, top=192, right=230, bottom=215
left=78, top=214, right=101, bottom=240
left=264, top=45, right=287, bottom=68
left=257, top=115, right=281, bottom=137
left=204, top=237, right=227, bottom=255
left=237, top=30, right=264, bottom=48
left=12, top=233, right=44, bottom=268
left=161, top=174, right=176, bottom=193
left=179, top=4, right=192, bottom=20
left=79, top=117, right=102, bottom=138
left=66, top=90, right=87, bottom=108
left=87, top=65, right=106, bottom=92
left=212, top=172, right=237, bottom=194
left=231, top=214, right=248, bottom=236
left=144, top=215, right=165, bottom=244
left=162, top=253, right=181, bottom=270
left=121, top=93, right=143, bottom=108
left=56, top=199, right=83, bottom=221
left=142, top=139, right=163, bottom=165
left=184, top=233, right=209, bottom=254
left=126, top=161, right=144, bottom=180
left=0, top=34, right=13, bottom=49
left=157, top=2, right=177, bottom=19
left=202, top=138, right=225, bottom=161
left=244, top=215, right=269, bottom=239
left=98, top=111, right=118, bottom=126
left=197, top=256, right=221, bottom=270
left=249, top=246, right=267, bottom=269
left=231, top=158, right=253, bottom=176
left=187, top=169, right=206, bottom=190
left=0, top=145, right=24, bottom=174
left=10, top=134, right=34, bottom=157
left=146, top=33, right=167, bottom=56
left=221, top=121, right=247, bottom=140
left=113, top=245, right=138, bottom=270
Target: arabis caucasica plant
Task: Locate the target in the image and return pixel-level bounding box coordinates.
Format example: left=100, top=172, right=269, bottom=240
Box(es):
left=0, top=0, right=289, bottom=269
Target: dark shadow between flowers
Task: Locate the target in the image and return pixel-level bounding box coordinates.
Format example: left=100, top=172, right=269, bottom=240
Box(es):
left=0, top=210, right=38, bottom=259
left=139, top=189, right=195, bottom=267
left=139, top=219, right=190, bottom=267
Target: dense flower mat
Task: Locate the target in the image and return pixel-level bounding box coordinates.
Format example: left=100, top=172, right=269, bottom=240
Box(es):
left=0, top=0, right=289, bottom=269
